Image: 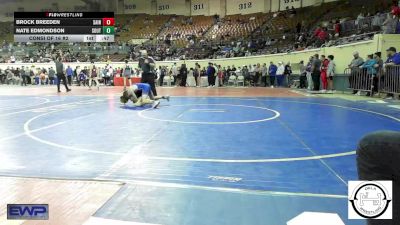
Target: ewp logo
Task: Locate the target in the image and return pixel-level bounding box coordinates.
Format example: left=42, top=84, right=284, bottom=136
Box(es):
left=7, top=204, right=49, bottom=220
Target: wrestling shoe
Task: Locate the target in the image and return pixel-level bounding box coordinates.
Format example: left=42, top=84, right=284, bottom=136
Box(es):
left=152, top=100, right=161, bottom=109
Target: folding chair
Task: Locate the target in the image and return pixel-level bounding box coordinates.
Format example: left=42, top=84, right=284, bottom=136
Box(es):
left=237, top=75, right=245, bottom=87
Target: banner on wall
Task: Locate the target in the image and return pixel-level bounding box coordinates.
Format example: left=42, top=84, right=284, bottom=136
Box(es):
left=226, top=0, right=265, bottom=15
left=157, top=0, right=187, bottom=15
left=279, top=0, right=301, bottom=11
left=123, top=0, right=151, bottom=14
left=191, top=0, right=209, bottom=15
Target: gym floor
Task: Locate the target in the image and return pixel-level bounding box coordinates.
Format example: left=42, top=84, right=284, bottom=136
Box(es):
left=0, top=86, right=399, bottom=225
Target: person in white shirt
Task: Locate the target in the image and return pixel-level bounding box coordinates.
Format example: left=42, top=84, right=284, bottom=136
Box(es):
left=187, top=68, right=196, bottom=87
left=327, top=55, right=336, bottom=92
left=261, top=63, right=268, bottom=87
left=171, top=62, right=178, bottom=86
left=276, top=62, right=285, bottom=87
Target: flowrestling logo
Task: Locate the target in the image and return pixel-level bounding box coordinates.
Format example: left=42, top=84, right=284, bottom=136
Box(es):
left=348, top=181, right=392, bottom=219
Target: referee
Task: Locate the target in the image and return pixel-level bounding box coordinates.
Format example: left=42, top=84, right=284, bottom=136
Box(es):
left=55, top=57, right=71, bottom=93
left=138, top=50, right=157, bottom=96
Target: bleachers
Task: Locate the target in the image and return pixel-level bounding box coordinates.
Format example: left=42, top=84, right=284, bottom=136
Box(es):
left=0, top=22, right=13, bottom=42
left=206, top=13, right=269, bottom=40
left=158, top=15, right=214, bottom=40
left=118, top=14, right=171, bottom=41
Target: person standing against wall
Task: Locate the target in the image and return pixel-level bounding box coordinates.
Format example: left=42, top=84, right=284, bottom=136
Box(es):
left=48, top=67, right=55, bottom=85
left=180, top=64, right=188, bottom=87
left=20, top=66, right=28, bottom=86
left=348, top=51, right=365, bottom=94
left=306, top=56, right=314, bottom=90
left=327, top=55, right=336, bottom=92
left=276, top=62, right=285, bottom=87
left=299, top=61, right=307, bottom=89
left=268, top=62, right=277, bottom=88
left=261, top=63, right=268, bottom=87
left=207, top=62, right=216, bottom=87
left=159, top=66, right=165, bottom=86
left=320, top=55, right=330, bottom=92
left=311, top=54, right=322, bottom=91
left=66, top=65, right=73, bottom=86
left=88, top=63, right=100, bottom=91
left=171, top=62, right=178, bottom=86
left=254, top=63, right=261, bottom=86
left=194, top=63, right=201, bottom=87
left=123, top=60, right=132, bottom=88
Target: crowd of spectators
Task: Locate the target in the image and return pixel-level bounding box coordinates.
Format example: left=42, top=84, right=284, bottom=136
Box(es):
left=1, top=1, right=398, bottom=63
left=0, top=62, right=141, bottom=87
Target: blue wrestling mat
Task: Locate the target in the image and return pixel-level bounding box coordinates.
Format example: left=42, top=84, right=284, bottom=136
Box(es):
left=0, top=95, right=399, bottom=225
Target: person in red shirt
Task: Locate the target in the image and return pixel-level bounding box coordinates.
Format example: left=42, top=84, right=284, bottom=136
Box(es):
left=318, top=27, right=328, bottom=41
left=314, top=26, right=322, bottom=37
left=320, top=55, right=330, bottom=92
left=391, top=1, right=400, bottom=16
left=334, top=20, right=341, bottom=37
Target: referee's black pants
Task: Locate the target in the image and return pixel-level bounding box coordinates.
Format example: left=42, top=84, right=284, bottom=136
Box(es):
left=357, top=131, right=400, bottom=225
left=57, top=73, right=69, bottom=92
left=311, top=71, right=321, bottom=91
left=141, top=73, right=157, bottom=96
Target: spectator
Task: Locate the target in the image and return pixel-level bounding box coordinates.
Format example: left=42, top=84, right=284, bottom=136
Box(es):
left=268, top=62, right=277, bottom=88
left=360, top=54, right=378, bottom=96
left=217, top=65, right=224, bottom=87
left=334, top=20, right=341, bottom=37
left=320, top=55, right=329, bottom=92
left=299, top=61, right=307, bottom=89
left=284, top=62, right=292, bottom=87
left=360, top=54, right=378, bottom=75
left=171, top=62, right=178, bottom=85
left=391, top=2, right=400, bottom=16
left=6, top=69, right=20, bottom=85
left=159, top=66, right=165, bottom=86
left=123, top=61, right=132, bottom=88
left=348, top=51, right=364, bottom=94
left=311, top=54, right=322, bottom=91
left=253, top=63, right=261, bottom=86
left=48, top=67, right=56, bottom=85
left=383, top=14, right=398, bottom=34
left=66, top=65, right=73, bottom=86
left=317, top=28, right=328, bottom=46
left=88, top=64, right=99, bottom=90
left=383, top=47, right=400, bottom=99
left=20, top=66, right=28, bottom=86
left=276, top=62, right=285, bottom=87
left=356, top=12, right=365, bottom=28
left=179, top=64, right=188, bottom=87
left=372, top=12, right=385, bottom=30
left=327, top=55, right=336, bottom=92
left=385, top=47, right=400, bottom=66
left=306, top=56, right=314, bottom=91
left=75, top=66, right=81, bottom=84
left=261, top=63, right=268, bottom=87
left=39, top=69, right=47, bottom=85
left=187, top=68, right=196, bottom=87
left=207, top=62, right=216, bottom=87
left=78, top=69, right=87, bottom=86
left=194, top=63, right=201, bottom=87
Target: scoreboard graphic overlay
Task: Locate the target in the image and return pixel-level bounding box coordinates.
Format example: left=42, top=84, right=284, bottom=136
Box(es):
left=14, top=12, right=115, bottom=43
